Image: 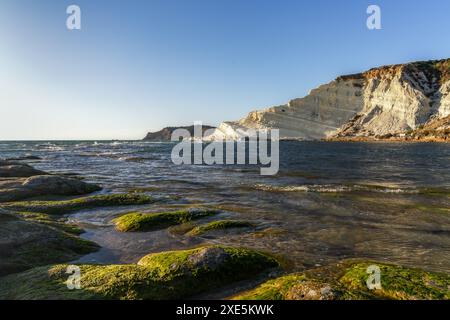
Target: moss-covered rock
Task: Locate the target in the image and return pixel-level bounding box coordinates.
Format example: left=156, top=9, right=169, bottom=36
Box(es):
left=410, top=204, right=450, bottom=214
left=187, top=220, right=254, bottom=236
left=339, top=262, right=450, bottom=300
left=419, top=187, right=450, bottom=197
left=16, top=211, right=84, bottom=235
left=1, top=193, right=154, bottom=214
left=0, top=246, right=279, bottom=300
left=167, top=222, right=196, bottom=235
left=233, top=274, right=341, bottom=300
left=233, top=260, right=450, bottom=300
left=114, top=208, right=219, bottom=232
left=0, top=209, right=99, bottom=276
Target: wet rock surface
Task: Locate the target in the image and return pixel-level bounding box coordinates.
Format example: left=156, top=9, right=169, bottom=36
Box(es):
left=113, top=208, right=219, bottom=232
left=0, top=160, right=102, bottom=202
left=0, top=246, right=278, bottom=300
left=187, top=246, right=230, bottom=271
left=0, top=161, right=47, bottom=178
left=0, top=208, right=99, bottom=277
left=233, top=260, right=450, bottom=300
left=0, top=175, right=101, bottom=202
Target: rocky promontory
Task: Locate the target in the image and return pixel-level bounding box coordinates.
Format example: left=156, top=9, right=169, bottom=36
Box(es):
left=143, top=125, right=216, bottom=141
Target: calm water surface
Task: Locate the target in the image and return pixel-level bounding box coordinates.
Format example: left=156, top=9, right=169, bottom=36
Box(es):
left=1, top=141, right=449, bottom=273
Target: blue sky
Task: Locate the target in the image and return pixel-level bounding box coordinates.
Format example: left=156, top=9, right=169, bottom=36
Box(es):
left=1, top=0, right=450, bottom=140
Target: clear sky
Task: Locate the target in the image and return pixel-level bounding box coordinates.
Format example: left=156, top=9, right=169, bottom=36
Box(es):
left=1, top=0, right=450, bottom=140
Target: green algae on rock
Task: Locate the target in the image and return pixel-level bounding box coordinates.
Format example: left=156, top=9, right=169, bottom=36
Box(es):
left=186, top=220, right=254, bottom=236
left=0, top=209, right=99, bottom=277
left=233, top=274, right=341, bottom=300
left=167, top=222, right=196, bottom=235
left=233, top=260, right=450, bottom=300
left=0, top=246, right=279, bottom=300
left=0, top=193, right=154, bottom=214
left=114, top=208, right=219, bottom=232
left=16, top=211, right=85, bottom=235
left=339, top=262, right=450, bottom=300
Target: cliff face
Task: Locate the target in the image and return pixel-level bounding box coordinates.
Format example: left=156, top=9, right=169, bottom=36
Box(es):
left=205, top=59, right=450, bottom=140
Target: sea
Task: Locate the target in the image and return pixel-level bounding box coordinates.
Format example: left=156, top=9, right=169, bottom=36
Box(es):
left=1, top=140, right=449, bottom=274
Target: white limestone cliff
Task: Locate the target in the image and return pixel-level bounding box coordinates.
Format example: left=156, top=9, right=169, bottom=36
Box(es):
left=204, top=59, right=450, bottom=140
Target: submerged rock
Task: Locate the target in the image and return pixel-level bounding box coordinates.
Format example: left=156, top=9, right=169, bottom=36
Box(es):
left=114, top=208, right=219, bottom=232
left=186, top=220, right=254, bottom=236
left=0, top=208, right=99, bottom=277
left=0, top=246, right=279, bottom=300
left=23, top=175, right=99, bottom=194
left=5, top=156, right=42, bottom=161
left=0, top=160, right=24, bottom=166
left=1, top=193, right=154, bottom=214
left=250, top=227, right=288, bottom=238
left=233, top=260, right=450, bottom=300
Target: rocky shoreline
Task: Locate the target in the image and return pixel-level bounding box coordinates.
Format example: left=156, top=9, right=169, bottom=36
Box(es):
left=0, top=158, right=449, bottom=300
left=328, top=115, right=450, bottom=142
left=327, top=136, right=449, bottom=143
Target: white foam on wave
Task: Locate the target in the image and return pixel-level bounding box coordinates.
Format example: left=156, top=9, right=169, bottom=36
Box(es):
left=253, top=183, right=420, bottom=194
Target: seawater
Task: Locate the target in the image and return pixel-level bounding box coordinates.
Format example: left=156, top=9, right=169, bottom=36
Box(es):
left=1, top=141, right=449, bottom=273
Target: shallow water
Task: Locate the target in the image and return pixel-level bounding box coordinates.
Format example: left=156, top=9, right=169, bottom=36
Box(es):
left=1, top=141, right=449, bottom=273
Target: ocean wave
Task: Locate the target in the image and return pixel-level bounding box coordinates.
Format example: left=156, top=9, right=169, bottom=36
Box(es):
left=253, top=183, right=421, bottom=194
left=36, top=143, right=65, bottom=152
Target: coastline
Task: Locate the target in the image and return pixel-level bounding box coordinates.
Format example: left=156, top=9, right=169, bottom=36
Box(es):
left=325, top=137, right=449, bottom=143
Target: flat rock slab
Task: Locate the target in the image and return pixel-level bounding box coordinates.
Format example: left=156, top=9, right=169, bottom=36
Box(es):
left=0, top=175, right=101, bottom=202
left=0, top=209, right=99, bottom=276
left=0, top=160, right=47, bottom=178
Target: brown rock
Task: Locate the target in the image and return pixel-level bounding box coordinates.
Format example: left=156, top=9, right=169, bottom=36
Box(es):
left=0, top=175, right=101, bottom=202
left=0, top=164, right=47, bottom=178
